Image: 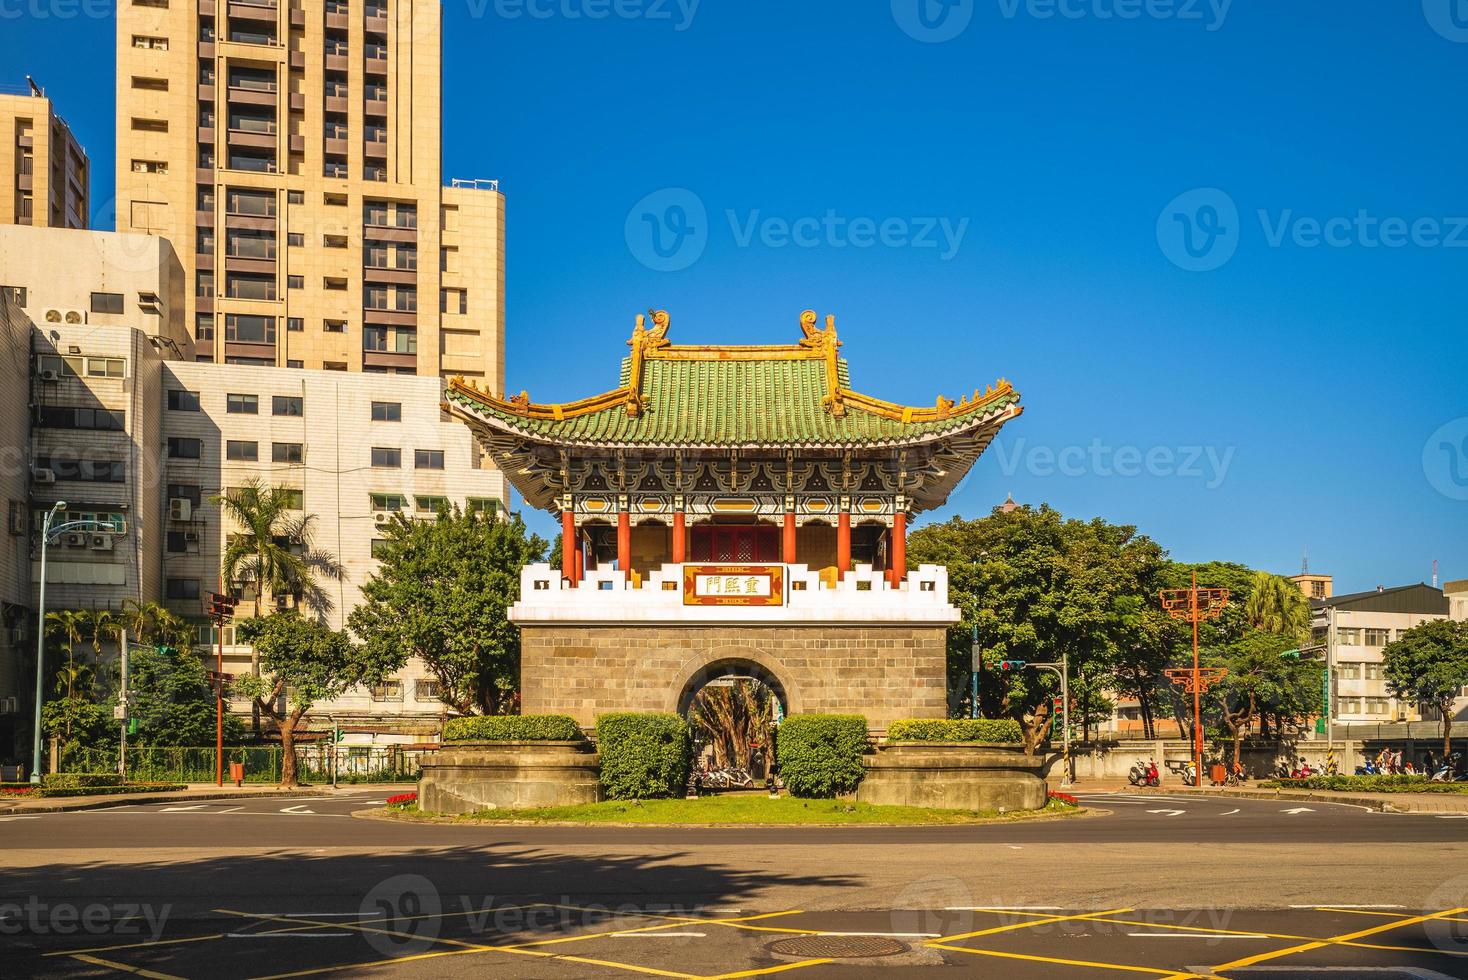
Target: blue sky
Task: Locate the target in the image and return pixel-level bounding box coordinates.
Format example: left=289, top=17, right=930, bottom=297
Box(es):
left=7, top=1, right=1467, bottom=592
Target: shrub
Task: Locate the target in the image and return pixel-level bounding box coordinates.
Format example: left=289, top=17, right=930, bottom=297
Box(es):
left=1048, top=791, right=1079, bottom=807
left=886, top=718, right=1022, bottom=743
left=776, top=715, right=868, bottom=798
left=1261, top=774, right=1468, bottom=794
left=385, top=791, right=418, bottom=809
left=596, top=713, right=691, bottom=800
left=36, top=783, right=185, bottom=798
left=442, top=715, right=583, bottom=742
left=43, top=773, right=124, bottom=790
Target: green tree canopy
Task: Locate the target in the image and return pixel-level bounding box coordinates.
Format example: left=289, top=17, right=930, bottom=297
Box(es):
left=1383, top=619, right=1468, bottom=755
left=236, top=612, right=398, bottom=786
left=348, top=508, right=546, bottom=716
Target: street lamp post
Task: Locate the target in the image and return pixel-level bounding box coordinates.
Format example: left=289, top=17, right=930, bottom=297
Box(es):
left=1029, top=654, right=1071, bottom=787
left=1160, top=571, right=1231, bottom=787
left=31, top=504, right=120, bottom=784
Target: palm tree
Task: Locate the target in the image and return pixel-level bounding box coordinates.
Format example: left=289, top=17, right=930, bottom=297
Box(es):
left=120, top=599, right=192, bottom=649
left=211, top=480, right=341, bottom=731
left=45, top=609, right=90, bottom=670
left=1242, top=572, right=1311, bottom=641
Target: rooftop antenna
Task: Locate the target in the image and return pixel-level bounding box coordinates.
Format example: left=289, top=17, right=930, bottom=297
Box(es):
left=1433, top=559, right=1439, bottom=589
left=1301, top=546, right=1309, bottom=576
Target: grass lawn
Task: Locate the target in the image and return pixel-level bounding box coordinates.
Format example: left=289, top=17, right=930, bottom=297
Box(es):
left=383, top=794, right=1083, bottom=826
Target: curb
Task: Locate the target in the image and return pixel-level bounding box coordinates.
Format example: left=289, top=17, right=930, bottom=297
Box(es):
left=0, top=789, right=326, bottom=815
left=350, top=804, right=1104, bottom=829
left=1133, top=786, right=1468, bottom=814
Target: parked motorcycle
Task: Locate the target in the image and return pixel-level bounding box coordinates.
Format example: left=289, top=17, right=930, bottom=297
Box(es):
left=1128, top=758, right=1161, bottom=787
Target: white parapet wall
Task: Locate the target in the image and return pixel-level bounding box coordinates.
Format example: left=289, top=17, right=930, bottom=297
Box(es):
left=510, top=562, right=960, bottom=626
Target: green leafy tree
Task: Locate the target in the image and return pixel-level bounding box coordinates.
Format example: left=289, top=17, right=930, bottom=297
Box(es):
left=41, top=696, right=113, bottom=766
left=1383, top=620, right=1468, bottom=756
left=349, top=508, right=546, bottom=716
left=1209, top=630, right=1317, bottom=767
left=236, top=612, right=399, bottom=786
left=1241, top=571, right=1311, bottom=641
left=122, top=643, right=244, bottom=746
left=907, top=504, right=1166, bottom=752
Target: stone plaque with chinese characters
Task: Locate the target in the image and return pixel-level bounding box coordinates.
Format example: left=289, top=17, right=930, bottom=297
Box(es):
left=682, top=565, right=785, bottom=607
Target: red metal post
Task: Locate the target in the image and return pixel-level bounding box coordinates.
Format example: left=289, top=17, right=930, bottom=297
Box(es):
left=672, top=510, right=686, bottom=564
left=836, top=510, right=851, bottom=578
left=782, top=511, right=797, bottom=564
left=215, top=604, right=224, bottom=787
left=1191, top=569, right=1202, bottom=787
left=889, top=511, right=907, bottom=587
left=617, top=510, right=631, bottom=574
left=561, top=507, right=577, bottom=583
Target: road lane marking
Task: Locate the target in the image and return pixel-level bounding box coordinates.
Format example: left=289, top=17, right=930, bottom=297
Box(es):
left=0, top=815, right=39, bottom=821
left=611, top=932, right=707, bottom=938
left=227, top=933, right=352, bottom=938
left=1288, top=904, right=1402, bottom=909
left=931, top=907, right=1132, bottom=944
left=814, top=931, right=939, bottom=937
left=1281, top=807, right=1315, bottom=815
left=1146, top=809, right=1186, bottom=816
left=159, top=804, right=210, bottom=812
left=928, top=942, right=1203, bottom=977
left=69, top=953, right=187, bottom=979
left=1222, top=808, right=1241, bottom=815
left=279, top=805, right=314, bottom=814
left=946, top=905, right=1062, bottom=911
left=1211, top=906, right=1468, bottom=972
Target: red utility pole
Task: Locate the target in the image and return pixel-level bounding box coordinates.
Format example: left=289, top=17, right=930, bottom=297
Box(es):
left=1160, top=570, right=1229, bottom=787
left=208, top=592, right=237, bottom=786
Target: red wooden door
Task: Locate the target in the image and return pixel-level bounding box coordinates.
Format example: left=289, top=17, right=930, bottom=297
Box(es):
left=692, top=526, right=778, bottom=562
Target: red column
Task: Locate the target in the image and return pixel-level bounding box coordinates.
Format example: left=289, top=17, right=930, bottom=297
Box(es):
left=837, top=509, right=851, bottom=578
left=672, top=510, right=686, bottom=564
left=561, top=508, right=577, bottom=583
left=617, top=510, right=631, bottom=573
left=782, top=511, right=797, bottom=564
left=889, top=511, right=907, bottom=587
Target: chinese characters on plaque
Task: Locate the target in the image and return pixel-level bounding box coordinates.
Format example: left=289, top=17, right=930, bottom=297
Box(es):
left=682, top=565, right=785, bottom=607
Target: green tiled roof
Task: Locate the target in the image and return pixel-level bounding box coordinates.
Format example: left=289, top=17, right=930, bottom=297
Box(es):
left=448, top=354, right=1021, bottom=448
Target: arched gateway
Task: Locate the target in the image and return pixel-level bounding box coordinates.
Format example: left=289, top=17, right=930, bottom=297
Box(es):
left=446, top=310, right=1023, bottom=729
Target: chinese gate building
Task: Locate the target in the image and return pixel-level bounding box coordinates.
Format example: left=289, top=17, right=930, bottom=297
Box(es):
left=447, top=311, right=1022, bottom=728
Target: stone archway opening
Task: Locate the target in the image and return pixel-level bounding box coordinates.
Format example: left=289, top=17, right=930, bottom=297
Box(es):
left=679, top=659, right=788, bottom=786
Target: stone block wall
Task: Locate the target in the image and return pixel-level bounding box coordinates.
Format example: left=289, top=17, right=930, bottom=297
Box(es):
left=520, top=624, right=949, bottom=729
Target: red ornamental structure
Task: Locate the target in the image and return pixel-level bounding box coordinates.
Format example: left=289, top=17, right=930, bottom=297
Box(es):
left=1160, top=571, right=1230, bottom=786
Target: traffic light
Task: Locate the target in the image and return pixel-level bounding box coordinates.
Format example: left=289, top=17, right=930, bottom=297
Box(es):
left=207, top=592, right=238, bottom=622
left=999, top=659, right=1027, bottom=671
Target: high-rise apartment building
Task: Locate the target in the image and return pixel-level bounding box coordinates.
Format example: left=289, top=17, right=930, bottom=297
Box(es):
left=0, top=79, right=90, bottom=230
left=115, top=0, right=504, bottom=383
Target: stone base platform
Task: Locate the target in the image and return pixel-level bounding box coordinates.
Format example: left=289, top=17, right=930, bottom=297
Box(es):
left=418, top=741, right=601, bottom=815
left=856, top=742, right=1047, bottom=812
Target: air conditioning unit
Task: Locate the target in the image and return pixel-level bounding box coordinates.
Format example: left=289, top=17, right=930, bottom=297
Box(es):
left=183, top=530, right=200, bottom=543
left=169, top=497, right=193, bottom=521
left=30, top=467, right=55, bottom=483
left=43, top=308, right=85, bottom=324
left=90, top=535, right=114, bottom=551
left=374, top=511, right=391, bottom=525
left=38, top=368, right=61, bottom=383
left=64, top=532, right=87, bottom=547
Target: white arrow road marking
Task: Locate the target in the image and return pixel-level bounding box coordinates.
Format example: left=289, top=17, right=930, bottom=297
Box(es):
left=1280, top=807, right=1316, bottom=814
left=1222, top=808, right=1241, bottom=815
left=216, top=806, right=243, bottom=813
left=1146, top=809, right=1186, bottom=816
left=161, top=804, right=210, bottom=812
left=280, top=804, right=315, bottom=814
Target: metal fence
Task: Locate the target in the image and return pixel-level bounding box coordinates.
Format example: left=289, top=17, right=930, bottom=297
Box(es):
left=62, top=745, right=428, bottom=784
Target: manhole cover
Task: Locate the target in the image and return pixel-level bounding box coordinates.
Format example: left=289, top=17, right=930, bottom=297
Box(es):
left=766, top=935, right=909, bottom=958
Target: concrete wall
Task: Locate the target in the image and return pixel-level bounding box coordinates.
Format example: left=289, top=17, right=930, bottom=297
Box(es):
left=520, top=623, right=950, bottom=730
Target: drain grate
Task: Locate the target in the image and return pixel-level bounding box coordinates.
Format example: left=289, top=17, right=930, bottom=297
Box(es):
left=766, top=935, right=909, bottom=958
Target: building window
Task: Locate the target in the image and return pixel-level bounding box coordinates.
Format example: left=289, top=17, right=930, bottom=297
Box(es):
left=226, top=393, right=259, bottom=414
left=272, top=442, right=304, bottom=464
left=287, top=190, right=304, bottom=204
left=286, top=359, right=303, bottom=369
left=90, top=292, right=125, bottom=314
left=273, top=395, right=303, bottom=416
left=167, top=437, right=202, bottom=459
left=324, top=319, right=346, bottom=333
left=36, top=457, right=126, bottom=483
left=226, top=440, right=258, bottom=461
left=324, top=361, right=347, bottom=371
left=1337, top=662, right=1362, bottom=681
left=287, top=318, right=303, bottom=333
left=132, top=34, right=170, bottom=49
left=131, top=117, right=169, bottom=132
left=371, top=401, right=400, bottom=421
left=287, top=275, right=304, bottom=290
left=1364, top=662, right=1383, bottom=681
left=37, top=407, right=125, bottom=431
left=324, top=277, right=347, bottom=291
left=414, top=495, right=448, bottom=514
left=1, top=285, right=26, bottom=307
left=166, top=578, right=201, bottom=600
left=441, top=288, right=467, bottom=315
left=370, top=493, right=407, bottom=511
left=324, top=234, right=348, bottom=248
left=195, top=313, right=215, bottom=341
left=371, top=447, right=401, bottom=468
left=1335, top=628, right=1361, bottom=646
left=224, top=314, right=276, bottom=344
left=287, top=232, right=304, bottom=247
left=414, top=449, right=445, bottom=470
left=85, top=358, right=126, bottom=379
left=166, top=531, right=196, bottom=553
left=167, top=483, right=203, bottom=507
left=370, top=680, right=402, bottom=702
left=466, top=497, right=500, bottom=518
left=131, top=160, right=168, bottom=174
left=415, top=679, right=441, bottom=701
left=1364, top=628, right=1391, bottom=647
left=167, top=389, right=200, bottom=411
left=279, top=488, right=304, bottom=509
left=371, top=538, right=389, bottom=559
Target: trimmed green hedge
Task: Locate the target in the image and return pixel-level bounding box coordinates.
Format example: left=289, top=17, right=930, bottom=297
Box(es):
left=596, top=713, right=691, bottom=800
left=443, top=715, right=583, bottom=742
left=886, top=719, right=1022, bottom=743
left=776, top=715, right=868, bottom=798
left=1262, top=774, right=1468, bottom=794
left=37, top=783, right=186, bottom=798
left=43, top=773, right=124, bottom=789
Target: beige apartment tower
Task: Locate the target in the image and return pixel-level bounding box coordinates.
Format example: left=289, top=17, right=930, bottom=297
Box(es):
left=115, top=0, right=503, bottom=383
left=0, top=80, right=90, bottom=230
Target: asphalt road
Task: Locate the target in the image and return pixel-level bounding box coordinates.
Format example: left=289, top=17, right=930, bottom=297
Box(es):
left=3, top=791, right=1467, bottom=979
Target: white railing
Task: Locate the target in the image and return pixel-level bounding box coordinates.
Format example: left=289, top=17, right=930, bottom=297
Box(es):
left=511, top=562, right=959, bottom=626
